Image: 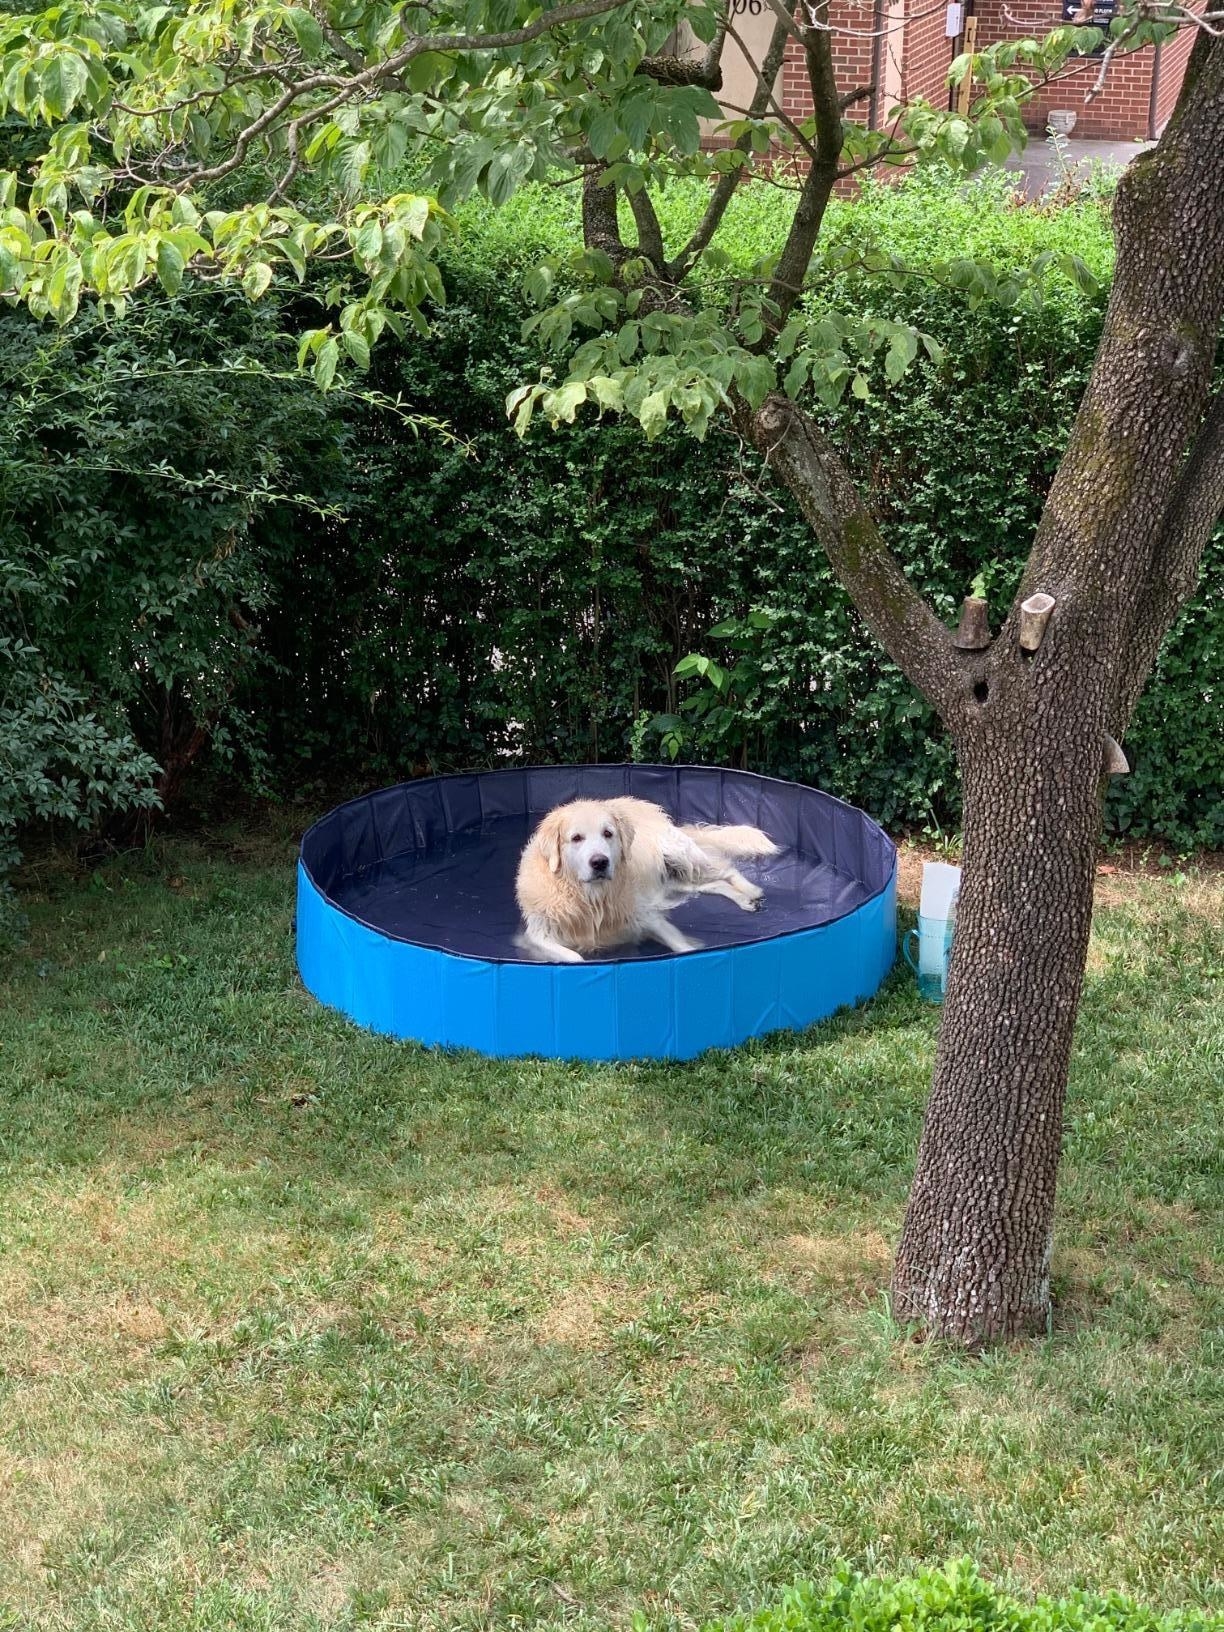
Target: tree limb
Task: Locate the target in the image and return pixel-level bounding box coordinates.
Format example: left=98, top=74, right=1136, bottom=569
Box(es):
left=702, top=0, right=733, bottom=81
left=717, top=25, right=820, bottom=162
left=305, top=0, right=367, bottom=74
left=1013, top=32, right=1224, bottom=677
left=582, top=163, right=625, bottom=263
left=745, top=392, right=964, bottom=720
left=177, top=0, right=635, bottom=189
left=638, top=1, right=732, bottom=86
left=636, top=53, right=724, bottom=89
left=1112, top=390, right=1224, bottom=734
left=627, top=186, right=666, bottom=268
left=757, top=0, right=808, bottom=41
left=764, top=4, right=842, bottom=323
left=669, top=15, right=792, bottom=281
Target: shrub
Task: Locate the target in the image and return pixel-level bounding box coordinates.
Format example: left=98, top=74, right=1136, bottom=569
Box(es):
left=4, top=166, right=1220, bottom=868
left=252, top=168, right=1222, bottom=847
left=693, top=1562, right=1223, bottom=1632
left=0, top=291, right=343, bottom=886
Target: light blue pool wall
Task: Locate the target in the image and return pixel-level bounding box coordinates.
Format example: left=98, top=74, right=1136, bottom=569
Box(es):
left=296, top=857, right=897, bottom=1062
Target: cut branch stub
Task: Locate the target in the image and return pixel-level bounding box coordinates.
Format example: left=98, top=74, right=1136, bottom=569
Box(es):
left=1102, top=733, right=1129, bottom=775
left=953, top=596, right=991, bottom=650
left=1019, top=592, right=1056, bottom=652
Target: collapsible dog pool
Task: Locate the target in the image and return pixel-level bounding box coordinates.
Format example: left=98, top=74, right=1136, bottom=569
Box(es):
left=297, top=765, right=897, bottom=1062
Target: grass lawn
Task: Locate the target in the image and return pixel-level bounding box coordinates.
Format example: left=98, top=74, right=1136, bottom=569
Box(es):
left=0, top=826, right=1220, bottom=1632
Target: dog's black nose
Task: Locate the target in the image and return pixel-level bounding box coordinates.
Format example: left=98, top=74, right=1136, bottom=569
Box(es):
left=589, top=854, right=609, bottom=873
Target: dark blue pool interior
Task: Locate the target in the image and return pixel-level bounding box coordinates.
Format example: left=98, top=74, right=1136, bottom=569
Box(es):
left=300, top=765, right=895, bottom=965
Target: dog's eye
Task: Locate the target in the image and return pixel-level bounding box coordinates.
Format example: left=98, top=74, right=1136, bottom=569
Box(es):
left=602, top=829, right=613, bottom=840
left=570, top=834, right=583, bottom=844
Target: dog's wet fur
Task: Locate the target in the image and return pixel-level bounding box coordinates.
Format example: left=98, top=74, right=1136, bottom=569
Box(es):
left=515, top=796, right=777, bottom=963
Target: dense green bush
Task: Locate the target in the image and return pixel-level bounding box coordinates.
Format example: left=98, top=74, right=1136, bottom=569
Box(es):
left=0, top=291, right=342, bottom=913
left=696, top=1563, right=1223, bottom=1632
left=253, top=170, right=1222, bottom=846
left=4, top=168, right=1220, bottom=875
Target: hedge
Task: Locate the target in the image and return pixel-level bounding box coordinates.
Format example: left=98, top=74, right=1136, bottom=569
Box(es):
left=252, top=170, right=1223, bottom=846
left=3, top=168, right=1220, bottom=869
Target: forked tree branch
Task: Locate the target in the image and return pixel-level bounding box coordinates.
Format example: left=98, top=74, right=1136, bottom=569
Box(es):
left=1001, top=31, right=1224, bottom=716
left=306, top=0, right=367, bottom=73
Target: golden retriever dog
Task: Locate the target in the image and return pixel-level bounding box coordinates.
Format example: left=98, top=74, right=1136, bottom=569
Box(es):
left=516, top=796, right=778, bottom=963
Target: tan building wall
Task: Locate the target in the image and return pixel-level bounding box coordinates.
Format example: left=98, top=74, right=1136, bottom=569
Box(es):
left=717, top=0, right=785, bottom=122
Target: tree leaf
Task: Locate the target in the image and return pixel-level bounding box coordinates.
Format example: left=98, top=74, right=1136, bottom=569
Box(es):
left=638, top=389, right=669, bottom=440
left=153, top=238, right=184, bottom=295
left=46, top=255, right=83, bottom=323
left=40, top=52, right=89, bottom=121
left=341, top=329, right=371, bottom=369
left=735, top=354, right=776, bottom=410
left=313, top=336, right=340, bottom=390
left=483, top=144, right=531, bottom=206
left=884, top=328, right=918, bottom=384
left=282, top=7, right=325, bottom=56
left=354, top=219, right=383, bottom=264
left=548, top=380, right=587, bottom=423
left=242, top=260, right=273, bottom=300
left=523, top=262, right=554, bottom=305
left=588, top=375, right=623, bottom=411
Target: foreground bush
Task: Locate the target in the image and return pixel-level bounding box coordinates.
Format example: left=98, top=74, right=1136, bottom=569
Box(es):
left=699, top=1563, right=1223, bottom=1632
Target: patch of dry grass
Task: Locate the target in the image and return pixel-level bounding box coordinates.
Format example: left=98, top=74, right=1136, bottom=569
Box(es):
left=0, top=842, right=1218, bottom=1630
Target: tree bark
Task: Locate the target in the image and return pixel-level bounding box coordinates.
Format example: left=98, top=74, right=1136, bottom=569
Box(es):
left=591, top=12, right=1224, bottom=1347
left=745, top=392, right=1113, bottom=1345
left=890, top=692, right=1104, bottom=1343
left=890, top=32, right=1224, bottom=1345
left=741, top=35, right=1224, bottom=1347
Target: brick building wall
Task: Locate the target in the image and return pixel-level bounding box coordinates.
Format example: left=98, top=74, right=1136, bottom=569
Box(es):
left=779, top=0, right=954, bottom=130
left=779, top=0, right=875, bottom=131
left=898, top=0, right=954, bottom=103
left=972, top=0, right=1160, bottom=139
left=708, top=0, right=1190, bottom=147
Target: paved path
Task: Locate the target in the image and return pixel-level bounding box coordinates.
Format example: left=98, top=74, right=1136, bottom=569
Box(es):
left=1004, top=134, right=1154, bottom=197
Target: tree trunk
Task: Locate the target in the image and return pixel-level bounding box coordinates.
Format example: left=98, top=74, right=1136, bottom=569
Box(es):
left=891, top=683, right=1105, bottom=1344
left=889, top=32, right=1224, bottom=1345
left=689, top=29, right=1223, bottom=1351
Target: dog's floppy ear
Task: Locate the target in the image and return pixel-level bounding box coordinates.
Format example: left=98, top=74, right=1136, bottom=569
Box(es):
left=537, top=811, right=565, bottom=875
left=613, top=808, right=635, bottom=856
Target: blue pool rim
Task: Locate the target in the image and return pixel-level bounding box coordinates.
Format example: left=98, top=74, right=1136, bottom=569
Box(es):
left=296, top=764, right=897, bottom=1062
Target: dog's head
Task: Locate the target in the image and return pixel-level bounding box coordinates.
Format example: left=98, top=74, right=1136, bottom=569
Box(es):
left=536, top=800, right=635, bottom=888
